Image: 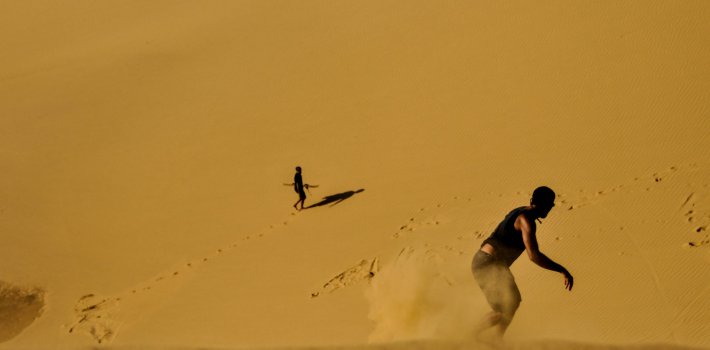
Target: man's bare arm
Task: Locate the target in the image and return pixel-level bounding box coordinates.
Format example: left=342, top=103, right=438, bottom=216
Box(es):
left=518, top=214, right=574, bottom=290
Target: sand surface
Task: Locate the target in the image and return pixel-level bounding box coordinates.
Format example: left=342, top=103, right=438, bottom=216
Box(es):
left=1, top=1, right=709, bottom=349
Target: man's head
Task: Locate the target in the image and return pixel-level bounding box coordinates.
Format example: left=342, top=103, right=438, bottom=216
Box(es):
left=531, top=186, right=556, bottom=218
left=296, top=166, right=302, bottom=173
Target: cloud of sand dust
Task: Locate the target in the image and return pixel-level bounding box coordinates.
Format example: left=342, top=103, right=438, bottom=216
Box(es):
left=365, top=247, right=488, bottom=342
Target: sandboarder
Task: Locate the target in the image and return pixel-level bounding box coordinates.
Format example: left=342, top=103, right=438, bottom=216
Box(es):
left=471, top=186, right=574, bottom=343
left=293, top=166, right=307, bottom=210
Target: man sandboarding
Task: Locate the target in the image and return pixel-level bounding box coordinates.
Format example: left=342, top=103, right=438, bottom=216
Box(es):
left=472, top=186, right=574, bottom=344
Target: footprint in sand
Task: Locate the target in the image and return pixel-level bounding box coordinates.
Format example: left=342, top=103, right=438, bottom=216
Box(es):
left=561, top=165, right=692, bottom=211
left=68, top=294, right=119, bottom=344
left=393, top=216, right=418, bottom=238
left=679, top=189, right=710, bottom=233
left=685, top=210, right=695, bottom=223
left=0, top=281, right=45, bottom=344
left=311, top=258, right=379, bottom=297
left=686, top=237, right=710, bottom=248
left=393, top=207, right=451, bottom=238
left=456, top=230, right=486, bottom=241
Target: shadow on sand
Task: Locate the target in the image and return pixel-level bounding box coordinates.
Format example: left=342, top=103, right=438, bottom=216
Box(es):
left=307, top=189, right=365, bottom=209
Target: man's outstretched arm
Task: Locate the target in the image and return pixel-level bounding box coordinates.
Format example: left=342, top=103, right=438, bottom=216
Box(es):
left=518, top=215, right=574, bottom=291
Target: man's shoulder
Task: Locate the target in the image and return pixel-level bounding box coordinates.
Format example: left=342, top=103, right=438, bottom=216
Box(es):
left=509, top=206, right=529, bottom=219
left=513, top=209, right=534, bottom=230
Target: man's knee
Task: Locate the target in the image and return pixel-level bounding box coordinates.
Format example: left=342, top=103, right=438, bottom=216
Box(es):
left=513, top=288, right=522, bottom=306
left=511, top=289, right=522, bottom=309
left=501, top=292, right=521, bottom=320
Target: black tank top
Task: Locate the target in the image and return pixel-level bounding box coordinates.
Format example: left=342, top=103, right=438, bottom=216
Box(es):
left=481, top=206, right=531, bottom=267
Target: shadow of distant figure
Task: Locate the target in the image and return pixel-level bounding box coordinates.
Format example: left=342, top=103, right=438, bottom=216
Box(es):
left=307, top=189, right=365, bottom=209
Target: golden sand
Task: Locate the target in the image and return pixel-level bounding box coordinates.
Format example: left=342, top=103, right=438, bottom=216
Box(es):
left=1, top=1, right=709, bottom=349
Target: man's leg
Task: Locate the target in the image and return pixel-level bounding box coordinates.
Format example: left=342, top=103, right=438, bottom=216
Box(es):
left=472, top=264, right=521, bottom=344
left=493, top=269, right=522, bottom=339
left=473, top=310, right=505, bottom=347
left=474, top=310, right=502, bottom=333
left=472, top=252, right=504, bottom=341
left=493, top=309, right=517, bottom=339
left=299, top=193, right=306, bottom=210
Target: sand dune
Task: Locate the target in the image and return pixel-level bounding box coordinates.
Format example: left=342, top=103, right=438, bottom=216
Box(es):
left=2, top=0, right=710, bottom=349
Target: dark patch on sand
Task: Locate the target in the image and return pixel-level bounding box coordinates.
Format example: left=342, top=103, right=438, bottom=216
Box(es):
left=0, top=281, right=45, bottom=343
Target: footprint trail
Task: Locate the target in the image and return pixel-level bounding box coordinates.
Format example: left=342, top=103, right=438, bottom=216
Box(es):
left=68, top=210, right=302, bottom=344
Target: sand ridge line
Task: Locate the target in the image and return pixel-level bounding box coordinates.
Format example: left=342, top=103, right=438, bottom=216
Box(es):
left=552, top=163, right=709, bottom=212
left=135, top=210, right=301, bottom=292
left=394, top=163, right=707, bottom=242
left=559, top=164, right=691, bottom=211
left=67, top=209, right=303, bottom=344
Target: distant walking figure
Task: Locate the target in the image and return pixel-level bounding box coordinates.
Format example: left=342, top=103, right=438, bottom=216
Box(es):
left=293, top=166, right=307, bottom=210
left=472, top=186, right=573, bottom=343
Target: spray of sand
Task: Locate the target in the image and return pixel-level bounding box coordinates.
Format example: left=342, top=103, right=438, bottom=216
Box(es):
left=365, top=247, right=489, bottom=342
